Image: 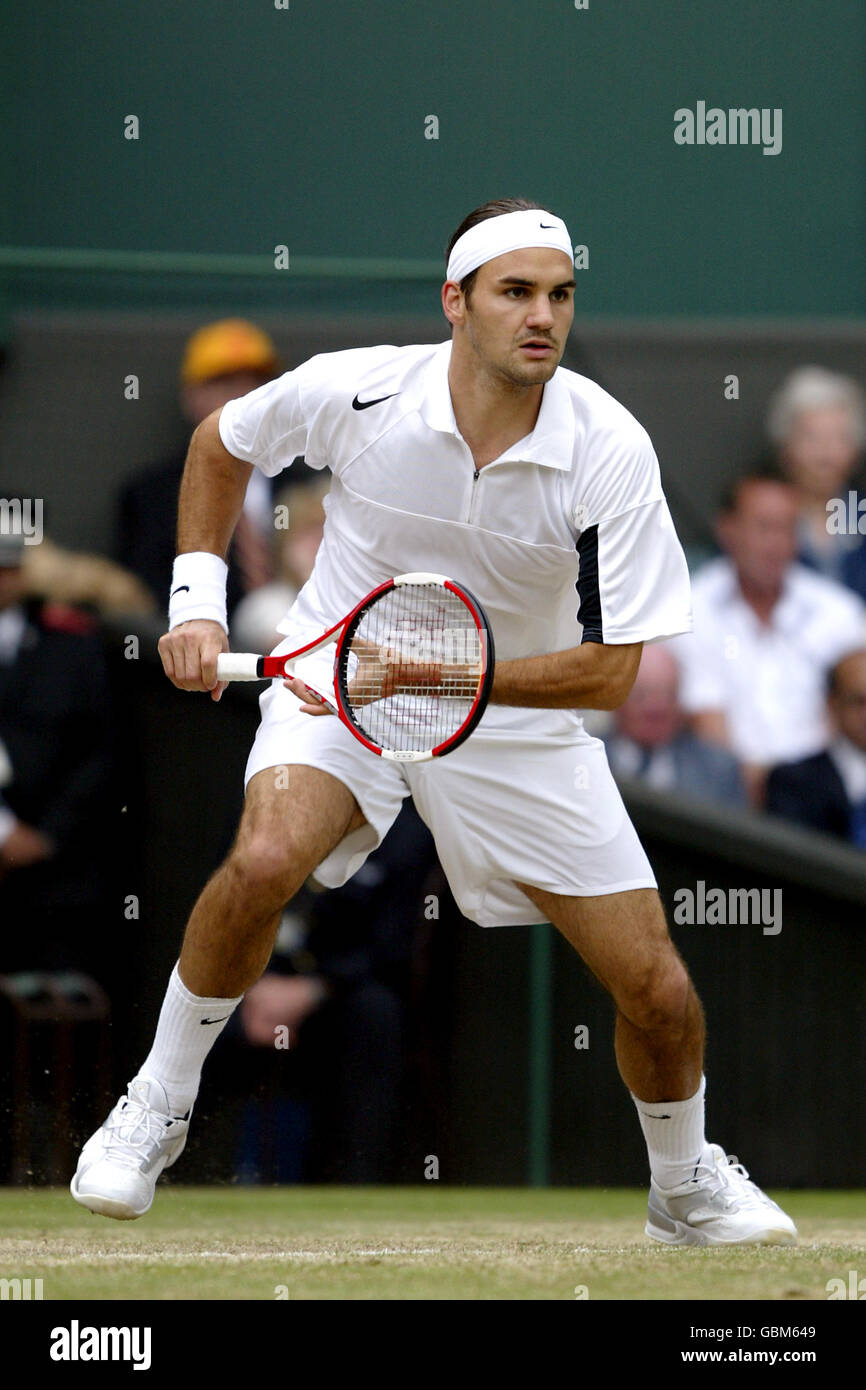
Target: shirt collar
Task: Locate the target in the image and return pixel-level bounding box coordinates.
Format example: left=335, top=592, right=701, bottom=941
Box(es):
left=828, top=734, right=866, bottom=803
left=414, top=340, right=574, bottom=471
left=717, top=560, right=807, bottom=633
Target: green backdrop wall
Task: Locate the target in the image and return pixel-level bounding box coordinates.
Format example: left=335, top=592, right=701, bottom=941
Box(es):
left=3, top=0, right=864, bottom=316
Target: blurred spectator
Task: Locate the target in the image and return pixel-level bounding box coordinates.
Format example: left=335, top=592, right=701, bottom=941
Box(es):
left=118, top=319, right=304, bottom=615
left=675, top=469, right=866, bottom=802
left=217, top=801, right=438, bottom=1183
left=766, top=366, right=866, bottom=600
left=230, top=479, right=329, bottom=652
left=0, top=488, right=155, bottom=617
left=0, top=527, right=116, bottom=976
left=766, top=649, right=866, bottom=846
left=604, top=643, right=745, bottom=806
left=23, top=537, right=155, bottom=617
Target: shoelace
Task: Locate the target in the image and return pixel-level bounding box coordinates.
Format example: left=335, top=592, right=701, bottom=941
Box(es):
left=103, top=1084, right=177, bottom=1166
left=692, top=1152, right=770, bottom=1212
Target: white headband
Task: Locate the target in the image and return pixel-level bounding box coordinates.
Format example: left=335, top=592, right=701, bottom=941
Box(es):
left=446, top=208, right=573, bottom=284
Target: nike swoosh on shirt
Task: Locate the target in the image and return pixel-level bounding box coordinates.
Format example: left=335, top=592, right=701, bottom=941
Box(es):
left=351, top=392, right=398, bottom=410
left=200, top=1015, right=229, bottom=1026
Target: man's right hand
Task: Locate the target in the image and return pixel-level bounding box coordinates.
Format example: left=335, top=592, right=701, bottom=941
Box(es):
left=157, top=620, right=229, bottom=701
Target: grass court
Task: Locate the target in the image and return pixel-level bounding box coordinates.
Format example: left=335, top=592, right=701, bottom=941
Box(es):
left=1, top=1187, right=864, bottom=1301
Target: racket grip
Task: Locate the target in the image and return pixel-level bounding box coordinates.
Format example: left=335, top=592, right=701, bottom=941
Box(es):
left=216, top=652, right=265, bottom=682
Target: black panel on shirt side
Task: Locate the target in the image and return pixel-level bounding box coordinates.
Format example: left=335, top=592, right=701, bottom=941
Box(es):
left=576, top=524, right=604, bottom=643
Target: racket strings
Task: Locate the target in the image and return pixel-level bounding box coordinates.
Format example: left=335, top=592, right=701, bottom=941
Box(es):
left=340, top=584, right=485, bottom=753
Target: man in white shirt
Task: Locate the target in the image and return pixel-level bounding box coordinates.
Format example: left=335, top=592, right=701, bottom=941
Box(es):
left=676, top=468, right=866, bottom=801
left=71, top=198, right=796, bottom=1247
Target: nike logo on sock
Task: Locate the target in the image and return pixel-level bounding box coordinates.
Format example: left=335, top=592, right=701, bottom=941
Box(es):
left=200, top=1015, right=229, bottom=1025
left=643, top=1112, right=672, bottom=1119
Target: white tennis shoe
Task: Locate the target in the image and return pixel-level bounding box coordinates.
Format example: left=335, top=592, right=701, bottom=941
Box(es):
left=70, top=1075, right=190, bottom=1220
left=646, top=1143, right=798, bottom=1246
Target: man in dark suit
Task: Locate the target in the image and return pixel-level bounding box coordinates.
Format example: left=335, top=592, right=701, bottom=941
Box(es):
left=605, top=642, right=746, bottom=807
left=766, top=648, right=866, bottom=845
left=0, top=529, right=115, bottom=974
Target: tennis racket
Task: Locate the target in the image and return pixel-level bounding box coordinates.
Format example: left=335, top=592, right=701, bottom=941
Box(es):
left=216, top=572, right=495, bottom=762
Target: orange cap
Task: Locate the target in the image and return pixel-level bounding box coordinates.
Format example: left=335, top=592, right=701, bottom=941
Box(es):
left=180, top=319, right=279, bottom=385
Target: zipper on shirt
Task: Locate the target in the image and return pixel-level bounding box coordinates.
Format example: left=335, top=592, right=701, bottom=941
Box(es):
left=467, top=466, right=481, bottom=524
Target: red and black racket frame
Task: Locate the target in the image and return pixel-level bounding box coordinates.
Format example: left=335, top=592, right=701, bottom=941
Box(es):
left=245, top=575, right=495, bottom=761
left=335, top=576, right=495, bottom=760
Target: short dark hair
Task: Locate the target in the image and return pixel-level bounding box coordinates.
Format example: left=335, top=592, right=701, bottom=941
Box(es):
left=445, top=196, right=549, bottom=303
left=718, top=464, right=792, bottom=515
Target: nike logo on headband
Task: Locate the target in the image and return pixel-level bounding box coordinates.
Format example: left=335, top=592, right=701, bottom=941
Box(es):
left=352, top=392, right=398, bottom=411
left=539, top=221, right=558, bottom=229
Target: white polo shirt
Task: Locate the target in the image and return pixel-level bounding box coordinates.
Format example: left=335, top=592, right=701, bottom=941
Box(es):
left=675, top=557, right=866, bottom=765
left=219, top=340, right=692, bottom=728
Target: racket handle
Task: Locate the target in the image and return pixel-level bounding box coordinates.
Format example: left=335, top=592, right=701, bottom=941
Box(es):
left=216, top=652, right=265, bottom=682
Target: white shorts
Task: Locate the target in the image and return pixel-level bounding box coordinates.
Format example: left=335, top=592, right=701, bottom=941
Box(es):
left=244, top=645, right=657, bottom=928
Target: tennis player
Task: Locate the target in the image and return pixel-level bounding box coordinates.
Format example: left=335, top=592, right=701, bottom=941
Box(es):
left=72, top=198, right=796, bottom=1245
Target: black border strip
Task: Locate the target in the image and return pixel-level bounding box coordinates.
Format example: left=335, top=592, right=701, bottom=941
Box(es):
left=576, top=524, right=603, bottom=643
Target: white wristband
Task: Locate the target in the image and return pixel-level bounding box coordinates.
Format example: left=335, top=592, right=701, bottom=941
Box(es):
left=168, top=552, right=229, bottom=633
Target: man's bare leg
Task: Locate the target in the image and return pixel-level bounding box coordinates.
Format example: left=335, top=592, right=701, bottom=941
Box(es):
left=516, top=882, right=708, bottom=1192
left=180, top=764, right=366, bottom=997
left=516, top=883, right=704, bottom=1102
left=70, top=763, right=367, bottom=1218
left=515, top=881, right=797, bottom=1244
left=137, top=763, right=367, bottom=1104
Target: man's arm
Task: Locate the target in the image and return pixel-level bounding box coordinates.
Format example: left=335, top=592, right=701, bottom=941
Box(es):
left=290, top=639, right=644, bottom=717
left=491, top=640, right=643, bottom=711
left=157, top=408, right=251, bottom=700
left=176, top=409, right=252, bottom=556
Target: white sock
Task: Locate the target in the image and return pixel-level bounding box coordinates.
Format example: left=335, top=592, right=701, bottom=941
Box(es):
left=139, top=963, right=243, bottom=1116
left=632, top=1074, right=707, bottom=1189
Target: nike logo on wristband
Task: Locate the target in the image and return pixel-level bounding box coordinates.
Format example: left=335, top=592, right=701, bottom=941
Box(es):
left=171, top=585, right=190, bottom=597
left=200, top=1015, right=229, bottom=1026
